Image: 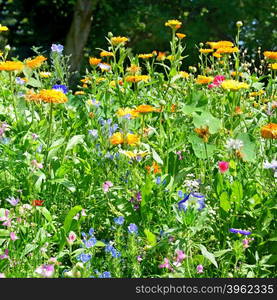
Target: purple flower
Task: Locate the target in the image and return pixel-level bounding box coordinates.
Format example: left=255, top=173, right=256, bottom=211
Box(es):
left=88, top=129, right=98, bottom=138
left=88, top=228, right=95, bottom=236
left=10, top=232, right=18, bottom=241
left=51, top=44, right=64, bottom=53
left=159, top=258, right=174, bottom=271
left=196, top=264, right=204, bottom=274
left=114, top=216, right=124, bottom=225
left=178, top=192, right=205, bottom=212
left=128, top=223, right=138, bottom=234
left=0, top=249, right=9, bottom=260
left=52, top=84, right=68, bottom=94
left=103, top=181, right=113, bottom=193
left=6, top=196, right=20, bottom=206
left=31, top=133, right=39, bottom=140
left=35, top=264, right=55, bottom=278
left=15, top=77, right=25, bottom=85
left=229, top=228, right=252, bottom=235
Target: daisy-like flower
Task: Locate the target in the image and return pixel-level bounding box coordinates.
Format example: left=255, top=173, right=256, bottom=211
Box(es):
left=138, top=53, right=154, bottom=59
left=225, top=138, right=244, bottom=150
left=119, top=149, right=148, bottom=161
left=176, top=33, right=186, bottom=39
left=263, top=51, right=277, bottom=60
left=25, top=56, right=47, bottom=69
left=26, top=89, right=68, bottom=104
left=110, top=36, right=129, bottom=46
left=199, top=49, right=213, bottom=54
left=89, top=57, right=101, bottom=66
left=261, top=123, right=277, bottom=139
left=165, top=19, right=182, bottom=30
left=100, top=51, right=114, bottom=57
left=0, top=61, right=24, bottom=72
left=116, top=107, right=140, bottom=119
left=221, top=80, right=249, bottom=91
left=196, top=75, right=213, bottom=85
left=135, top=104, right=158, bottom=113
left=125, top=75, right=150, bottom=83
left=126, top=64, right=141, bottom=75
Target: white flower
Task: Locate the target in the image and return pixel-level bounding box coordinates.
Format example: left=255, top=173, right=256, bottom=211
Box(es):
left=225, top=138, right=244, bottom=150
left=264, top=160, right=277, bottom=169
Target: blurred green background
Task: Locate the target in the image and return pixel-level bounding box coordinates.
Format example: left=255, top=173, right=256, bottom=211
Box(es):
left=0, top=0, right=276, bottom=76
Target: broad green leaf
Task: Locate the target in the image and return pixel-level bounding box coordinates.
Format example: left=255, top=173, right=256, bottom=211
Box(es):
left=152, top=148, right=163, bottom=165
left=193, top=111, right=221, bottom=134
left=65, top=135, right=84, bottom=152
left=0, top=229, right=9, bottom=237
left=144, top=229, right=157, bottom=247
left=230, top=181, right=243, bottom=203
left=236, top=133, right=256, bottom=162
left=188, top=134, right=216, bottom=159
left=198, top=244, right=218, bottom=268
left=21, top=244, right=38, bottom=258
left=63, top=206, right=83, bottom=234
left=37, top=207, right=52, bottom=222
left=220, top=191, right=231, bottom=212
left=26, top=78, right=42, bottom=88
left=48, top=137, right=65, bottom=160
left=95, top=241, right=106, bottom=247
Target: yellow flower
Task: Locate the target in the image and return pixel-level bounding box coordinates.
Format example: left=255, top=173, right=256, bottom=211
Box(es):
left=199, top=49, right=214, bottom=54
left=126, top=64, right=141, bottom=75
left=216, top=47, right=239, bottom=54
left=165, top=19, right=182, bottom=30
left=125, top=75, right=150, bottom=83
left=75, top=91, right=85, bottom=95
left=207, top=41, right=234, bottom=49
left=0, top=61, right=24, bottom=72
left=166, top=55, right=175, bottom=61
left=249, top=90, right=265, bottom=97
left=26, top=56, right=47, bottom=69
left=196, top=75, right=213, bottom=84
left=156, top=51, right=167, bottom=61
left=213, top=52, right=222, bottom=58
left=0, top=24, right=8, bottom=32
left=221, top=80, right=249, bottom=91
left=111, top=36, right=129, bottom=46
left=263, top=51, right=277, bottom=60
left=119, top=149, right=148, bottom=160
left=135, top=104, right=158, bottom=113
left=179, top=71, right=189, bottom=78
left=110, top=132, right=124, bottom=145
left=176, top=33, right=186, bottom=39
left=261, top=123, right=277, bottom=139
left=117, top=107, right=140, bottom=119
left=26, top=89, right=68, bottom=104
left=40, top=71, right=52, bottom=78
left=230, top=71, right=243, bottom=77
left=126, top=133, right=140, bottom=146
left=100, top=51, right=114, bottom=57
left=138, top=53, right=154, bottom=59
left=89, top=57, right=102, bottom=66
left=269, top=63, right=277, bottom=70
left=96, top=77, right=105, bottom=83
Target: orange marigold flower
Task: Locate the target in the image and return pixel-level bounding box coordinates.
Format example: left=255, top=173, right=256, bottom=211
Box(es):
left=196, top=75, right=213, bottom=84
left=263, top=51, right=277, bottom=60
left=176, top=33, right=186, bottom=39
left=261, top=123, right=277, bottom=139
left=146, top=162, right=161, bottom=174
left=126, top=133, right=140, bottom=146
left=194, top=126, right=210, bottom=143
left=207, top=41, right=234, bottom=49
left=213, top=52, right=222, bottom=58
left=138, top=53, right=154, bottom=59
left=135, top=104, right=158, bottom=113
left=125, top=75, right=150, bottom=83
left=100, top=51, right=114, bottom=57
left=116, top=107, right=140, bottom=119
left=0, top=60, right=24, bottom=72
left=199, top=49, right=213, bottom=54
left=126, top=64, right=141, bottom=74
left=26, top=89, right=68, bottom=104
left=157, top=51, right=167, bottom=61
left=216, top=47, right=239, bottom=54
left=165, top=19, right=182, bottom=30
left=111, top=36, right=129, bottom=46
left=89, top=57, right=102, bottom=66
left=269, top=63, right=277, bottom=70
left=26, top=55, right=47, bottom=69
left=110, top=132, right=124, bottom=145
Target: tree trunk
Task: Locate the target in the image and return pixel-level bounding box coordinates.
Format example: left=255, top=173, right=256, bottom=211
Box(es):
left=65, top=0, right=98, bottom=74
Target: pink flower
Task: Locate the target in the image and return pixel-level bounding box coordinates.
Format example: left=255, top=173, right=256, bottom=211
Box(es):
left=208, top=75, right=225, bottom=88
left=31, top=159, right=43, bottom=169
left=173, top=250, right=186, bottom=267
left=10, top=232, right=18, bottom=241
left=218, top=161, right=229, bottom=173
left=159, top=258, right=174, bottom=271
left=0, top=249, right=9, bottom=260
left=196, top=264, right=204, bottom=273
left=67, top=231, right=77, bottom=245
left=35, top=264, right=55, bottom=278
left=102, top=181, right=113, bottom=193
left=176, top=151, right=183, bottom=160
left=137, top=255, right=143, bottom=262
left=0, top=273, right=5, bottom=278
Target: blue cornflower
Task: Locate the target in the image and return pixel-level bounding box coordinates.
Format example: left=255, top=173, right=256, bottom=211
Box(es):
left=99, top=271, right=111, bottom=278
left=111, top=248, right=121, bottom=258
left=51, top=44, right=64, bottom=53
left=77, top=253, right=91, bottom=263
left=88, top=129, right=98, bottom=138
left=15, top=77, right=25, bottom=85
left=156, top=176, right=161, bottom=184
left=229, top=228, right=252, bottom=235
left=88, top=228, right=95, bottom=236
left=52, top=84, right=68, bottom=94
left=105, top=244, right=114, bottom=253
left=83, top=237, right=97, bottom=248
left=114, top=216, right=125, bottom=225
left=128, top=223, right=138, bottom=234
left=177, top=190, right=184, bottom=198
left=178, top=192, right=205, bottom=212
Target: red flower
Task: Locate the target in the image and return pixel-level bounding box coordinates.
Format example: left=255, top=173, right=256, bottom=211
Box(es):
left=32, top=200, right=44, bottom=206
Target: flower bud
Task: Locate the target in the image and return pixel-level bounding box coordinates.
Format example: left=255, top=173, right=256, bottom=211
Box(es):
left=236, top=21, right=243, bottom=28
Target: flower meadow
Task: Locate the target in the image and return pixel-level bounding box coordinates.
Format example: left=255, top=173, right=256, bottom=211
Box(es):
left=0, top=20, right=276, bottom=279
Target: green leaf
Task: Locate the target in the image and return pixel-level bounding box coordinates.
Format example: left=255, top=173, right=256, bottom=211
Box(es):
left=188, top=134, right=216, bottom=159
left=193, top=111, right=221, bottom=134
left=95, top=241, right=106, bottom=247
left=236, top=133, right=256, bottom=162
left=141, top=176, right=153, bottom=208
left=198, top=244, right=218, bottom=268
left=230, top=181, right=243, bottom=203
left=152, top=148, right=163, bottom=165
left=65, top=135, right=84, bottom=152
left=26, top=78, right=42, bottom=88
left=63, top=206, right=83, bottom=234
left=220, top=191, right=231, bottom=212
left=37, top=207, right=52, bottom=222
left=48, top=138, right=65, bottom=160
left=144, top=229, right=157, bottom=247
left=21, top=244, right=38, bottom=258
left=0, top=229, right=9, bottom=237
